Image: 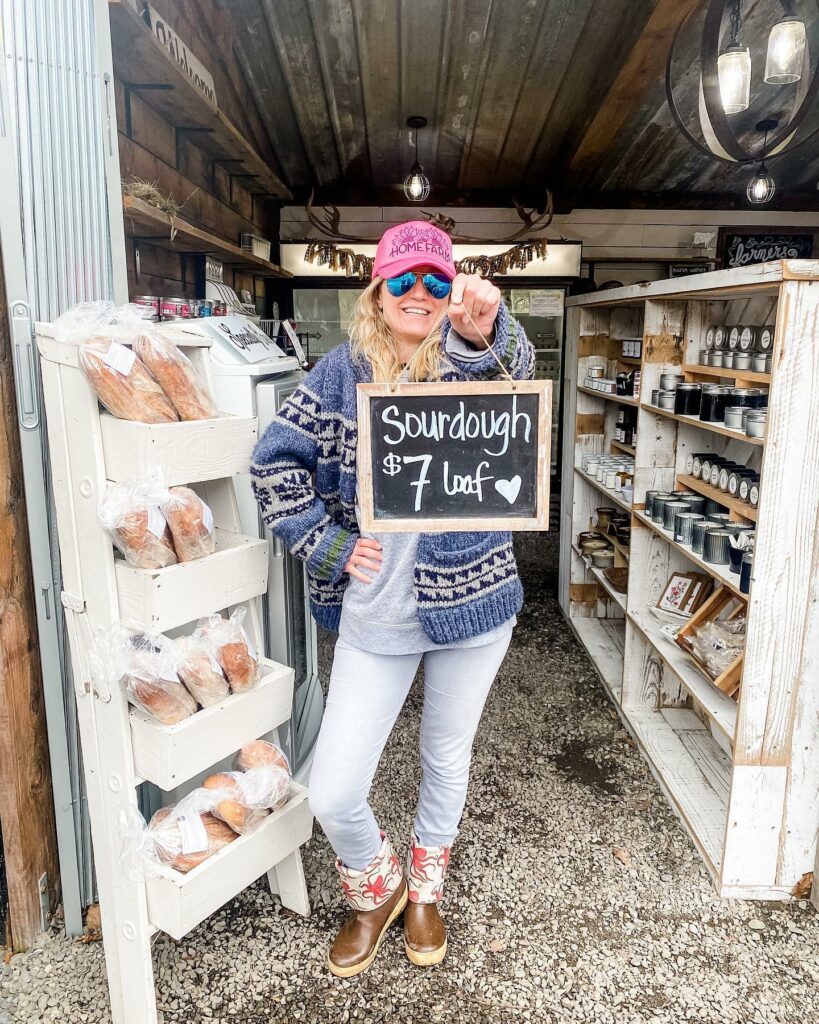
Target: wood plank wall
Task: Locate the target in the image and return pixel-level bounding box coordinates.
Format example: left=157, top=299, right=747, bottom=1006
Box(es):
left=115, top=0, right=281, bottom=307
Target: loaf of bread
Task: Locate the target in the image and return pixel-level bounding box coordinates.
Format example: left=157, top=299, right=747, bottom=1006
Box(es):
left=176, top=636, right=229, bottom=707
left=111, top=507, right=178, bottom=569
left=78, top=336, right=178, bottom=422
left=133, top=332, right=217, bottom=421
left=124, top=671, right=197, bottom=725
left=202, top=772, right=269, bottom=835
left=217, top=639, right=259, bottom=693
left=235, top=740, right=290, bottom=774
left=163, top=487, right=215, bottom=562
left=234, top=742, right=290, bottom=810
left=149, top=806, right=237, bottom=873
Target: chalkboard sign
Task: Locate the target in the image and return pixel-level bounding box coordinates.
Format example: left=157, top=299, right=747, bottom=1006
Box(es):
left=356, top=381, right=551, bottom=532
left=719, top=230, right=815, bottom=269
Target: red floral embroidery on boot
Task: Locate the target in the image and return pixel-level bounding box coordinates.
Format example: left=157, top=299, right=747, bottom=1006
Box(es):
left=406, top=831, right=451, bottom=904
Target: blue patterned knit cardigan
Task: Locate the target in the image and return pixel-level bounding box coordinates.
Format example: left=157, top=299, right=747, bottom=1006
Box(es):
left=250, top=302, right=535, bottom=645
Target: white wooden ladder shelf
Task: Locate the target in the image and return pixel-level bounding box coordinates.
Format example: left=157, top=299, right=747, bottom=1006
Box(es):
left=36, top=322, right=312, bottom=1024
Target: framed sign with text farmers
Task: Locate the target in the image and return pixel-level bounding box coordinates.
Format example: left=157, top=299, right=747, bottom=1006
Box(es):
left=717, top=228, right=816, bottom=269
left=356, top=380, right=551, bottom=532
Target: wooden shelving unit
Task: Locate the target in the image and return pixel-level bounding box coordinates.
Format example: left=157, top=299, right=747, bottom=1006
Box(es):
left=560, top=260, right=819, bottom=901
left=577, top=385, right=640, bottom=406
left=108, top=0, right=291, bottom=200
left=574, top=466, right=632, bottom=514
left=610, top=439, right=636, bottom=456
left=122, top=196, right=292, bottom=279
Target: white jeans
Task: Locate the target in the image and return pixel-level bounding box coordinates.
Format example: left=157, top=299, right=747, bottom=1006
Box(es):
left=309, top=632, right=512, bottom=871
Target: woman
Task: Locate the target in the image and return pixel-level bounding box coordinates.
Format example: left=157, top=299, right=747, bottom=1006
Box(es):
left=251, top=221, right=533, bottom=977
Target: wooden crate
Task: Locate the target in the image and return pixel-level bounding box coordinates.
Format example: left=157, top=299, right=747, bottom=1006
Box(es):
left=130, top=659, right=294, bottom=790
left=675, top=587, right=746, bottom=698
left=145, top=785, right=313, bottom=941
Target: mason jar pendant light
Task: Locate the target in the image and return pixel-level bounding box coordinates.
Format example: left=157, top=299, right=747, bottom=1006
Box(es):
left=718, top=0, right=751, bottom=113
left=765, top=6, right=807, bottom=85
left=746, top=119, right=777, bottom=204
left=403, top=116, right=431, bottom=202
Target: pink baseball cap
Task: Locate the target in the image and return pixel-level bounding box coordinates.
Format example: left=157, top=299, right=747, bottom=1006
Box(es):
left=372, top=220, right=456, bottom=281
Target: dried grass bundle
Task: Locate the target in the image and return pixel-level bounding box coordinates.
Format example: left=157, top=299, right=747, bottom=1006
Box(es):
left=122, top=178, right=182, bottom=218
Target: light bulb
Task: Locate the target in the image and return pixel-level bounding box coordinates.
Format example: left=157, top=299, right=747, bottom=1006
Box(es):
left=746, top=163, right=776, bottom=204
left=409, top=175, right=423, bottom=198
left=718, top=45, right=751, bottom=113
left=765, top=17, right=806, bottom=85
left=403, top=164, right=430, bottom=201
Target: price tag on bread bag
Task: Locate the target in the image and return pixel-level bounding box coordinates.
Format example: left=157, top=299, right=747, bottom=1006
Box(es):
left=356, top=380, right=551, bottom=532
left=103, top=341, right=136, bottom=376
left=175, top=813, right=208, bottom=854
left=146, top=506, right=167, bottom=539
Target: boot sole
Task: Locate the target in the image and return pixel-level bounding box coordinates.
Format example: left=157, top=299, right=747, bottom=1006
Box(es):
left=404, top=937, right=447, bottom=967
left=327, top=886, right=409, bottom=978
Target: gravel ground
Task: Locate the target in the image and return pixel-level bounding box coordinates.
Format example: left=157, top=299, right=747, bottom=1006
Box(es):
left=3, top=534, right=818, bottom=1024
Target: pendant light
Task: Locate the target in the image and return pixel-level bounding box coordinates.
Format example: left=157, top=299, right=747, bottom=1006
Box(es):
left=718, top=0, right=751, bottom=114
left=746, top=119, right=777, bottom=204
left=403, top=116, right=430, bottom=202
left=765, top=4, right=807, bottom=85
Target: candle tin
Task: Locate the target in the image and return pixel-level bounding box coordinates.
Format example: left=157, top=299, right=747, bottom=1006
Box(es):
left=660, top=372, right=685, bottom=391
left=699, top=349, right=710, bottom=366
left=713, top=326, right=727, bottom=350
left=596, top=507, right=617, bottom=529
left=723, top=351, right=735, bottom=369
left=740, top=551, right=753, bottom=593
left=707, top=512, right=732, bottom=529
left=705, top=499, right=725, bottom=517
left=581, top=539, right=610, bottom=555
left=752, top=353, right=771, bottom=373
left=738, top=474, right=757, bottom=502
left=692, top=520, right=713, bottom=554
left=682, top=494, right=706, bottom=514
left=652, top=494, right=676, bottom=524
left=650, top=388, right=661, bottom=405
left=674, top=512, right=704, bottom=545
left=728, top=545, right=744, bottom=574
left=732, top=352, right=753, bottom=371
left=674, top=383, right=702, bottom=416
left=749, top=482, right=760, bottom=507
left=663, top=500, right=691, bottom=531
left=727, top=326, right=740, bottom=351
left=587, top=366, right=605, bottom=378
left=591, top=551, right=615, bottom=568
left=738, top=326, right=756, bottom=351
left=727, top=468, right=745, bottom=497
left=723, top=405, right=746, bottom=430
left=691, top=453, right=711, bottom=479
left=699, top=385, right=732, bottom=422
left=605, top=470, right=618, bottom=488
left=704, top=326, right=716, bottom=350
left=708, top=350, right=725, bottom=368
left=658, top=390, right=677, bottom=410
left=703, top=529, right=731, bottom=565
left=727, top=523, right=755, bottom=541
left=708, top=458, right=726, bottom=486
left=756, top=327, right=773, bottom=352
left=718, top=464, right=736, bottom=491
left=745, top=410, right=767, bottom=438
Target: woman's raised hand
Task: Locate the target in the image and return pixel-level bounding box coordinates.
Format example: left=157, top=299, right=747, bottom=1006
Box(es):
left=344, top=537, right=383, bottom=583
left=447, top=272, right=501, bottom=347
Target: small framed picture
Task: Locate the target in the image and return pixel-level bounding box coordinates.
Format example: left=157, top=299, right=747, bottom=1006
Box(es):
left=657, top=573, right=695, bottom=614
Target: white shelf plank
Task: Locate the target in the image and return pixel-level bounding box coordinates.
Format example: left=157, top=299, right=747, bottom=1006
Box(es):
left=633, top=510, right=744, bottom=598
left=590, top=565, right=627, bottom=612
left=571, top=616, right=624, bottom=704
left=640, top=404, right=765, bottom=448
left=629, top=610, right=737, bottom=745
left=578, top=385, right=640, bottom=407
left=574, top=467, right=633, bottom=513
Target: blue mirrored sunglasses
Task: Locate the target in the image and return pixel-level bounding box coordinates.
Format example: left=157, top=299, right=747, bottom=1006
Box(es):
left=385, top=271, right=452, bottom=299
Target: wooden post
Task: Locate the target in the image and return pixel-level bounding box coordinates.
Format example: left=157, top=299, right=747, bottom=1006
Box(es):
left=0, top=249, right=59, bottom=950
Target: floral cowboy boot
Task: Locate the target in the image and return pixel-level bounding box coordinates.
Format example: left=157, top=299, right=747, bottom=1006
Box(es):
left=403, top=830, right=451, bottom=966
left=328, top=832, right=407, bottom=978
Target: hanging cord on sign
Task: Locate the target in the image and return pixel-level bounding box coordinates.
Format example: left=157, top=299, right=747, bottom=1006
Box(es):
left=390, top=305, right=516, bottom=391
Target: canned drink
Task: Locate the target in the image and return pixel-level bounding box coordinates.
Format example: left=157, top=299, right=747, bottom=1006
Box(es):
left=160, top=296, right=193, bottom=319
left=198, top=300, right=213, bottom=317
left=134, top=294, right=160, bottom=318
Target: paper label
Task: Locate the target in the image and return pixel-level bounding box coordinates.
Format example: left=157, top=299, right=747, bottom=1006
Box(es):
left=208, top=652, right=223, bottom=675
left=175, top=813, right=208, bottom=854
left=147, top=506, right=167, bottom=538
left=103, top=341, right=136, bottom=376
left=528, top=290, right=563, bottom=318
left=240, top=627, right=257, bottom=661
left=202, top=503, right=214, bottom=534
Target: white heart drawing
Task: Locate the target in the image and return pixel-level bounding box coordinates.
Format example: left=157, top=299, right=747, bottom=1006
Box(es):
left=495, top=476, right=522, bottom=505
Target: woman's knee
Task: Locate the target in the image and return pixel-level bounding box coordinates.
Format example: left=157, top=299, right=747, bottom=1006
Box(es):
left=308, top=777, right=362, bottom=829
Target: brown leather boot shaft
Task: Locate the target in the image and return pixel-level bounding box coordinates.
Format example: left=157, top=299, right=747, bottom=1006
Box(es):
left=328, top=879, right=408, bottom=977
left=403, top=901, right=447, bottom=966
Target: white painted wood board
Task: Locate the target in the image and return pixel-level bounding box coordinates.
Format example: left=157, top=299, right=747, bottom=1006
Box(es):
left=721, top=766, right=787, bottom=890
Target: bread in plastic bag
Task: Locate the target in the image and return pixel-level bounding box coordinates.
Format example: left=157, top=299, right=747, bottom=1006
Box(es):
left=176, top=635, right=230, bottom=707
left=133, top=331, right=217, bottom=421
left=162, top=486, right=215, bottom=561
left=194, top=607, right=259, bottom=693
left=202, top=765, right=289, bottom=834
left=235, top=739, right=290, bottom=775
left=90, top=624, right=196, bottom=725
left=689, top=616, right=747, bottom=679
left=97, top=470, right=177, bottom=569
left=150, top=806, right=237, bottom=873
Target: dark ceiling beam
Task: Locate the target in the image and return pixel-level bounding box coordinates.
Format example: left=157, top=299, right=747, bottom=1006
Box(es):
left=566, top=0, right=704, bottom=189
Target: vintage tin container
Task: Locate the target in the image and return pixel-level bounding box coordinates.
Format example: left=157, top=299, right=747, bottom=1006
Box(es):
left=674, top=383, right=702, bottom=416
left=745, top=410, right=767, bottom=438
left=663, top=500, right=691, bottom=531
left=703, top=529, right=731, bottom=565
left=674, top=512, right=704, bottom=545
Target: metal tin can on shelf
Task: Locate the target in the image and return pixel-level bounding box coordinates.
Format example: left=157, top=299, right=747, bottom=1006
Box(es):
left=691, top=453, right=711, bottom=479
left=723, top=405, right=746, bottom=430
left=752, top=353, right=771, bottom=373
left=644, top=490, right=665, bottom=517
left=674, top=383, right=702, bottom=416
left=727, top=523, right=755, bottom=540
left=727, top=469, right=744, bottom=497
left=660, top=372, right=685, bottom=391
left=723, top=351, right=735, bottom=369
left=703, top=529, right=731, bottom=565
left=718, top=465, right=736, bottom=491
left=699, top=349, right=710, bottom=366
left=692, top=520, right=713, bottom=554
left=683, top=494, right=706, bottom=514
left=704, top=326, right=716, bottom=350
left=160, top=296, right=192, bottom=319
left=674, top=512, right=704, bottom=545
left=708, top=350, right=725, bottom=367
left=749, top=482, right=760, bottom=506
left=699, top=385, right=732, bottom=422
left=746, top=410, right=767, bottom=438
left=727, top=327, right=740, bottom=351
left=713, top=325, right=727, bottom=350
left=652, top=494, right=675, bottom=524
left=738, top=326, right=756, bottom=352
left=707, top=512, right=732, bottom=528
left=134, top=294, right=160, bottom=318
left=733, top=352, right=753, bottom=371
left=738, top=474, right=757, bottom=502
left=198, top=299, right=213, bottom=317
left=663, top=500, right=691, bottom=531
left=708, top=458, right=726, bottom=486
left=658, top=390, right=676, bottom=410
left=650, top=388, right=661, bottom=405
left=704, top=498, right=725, bottom=516
left=740, top=551, right=753, bottom=593
left=756, top=327, right=773, bottom=352
left=587, top=366, right=605, bottom=379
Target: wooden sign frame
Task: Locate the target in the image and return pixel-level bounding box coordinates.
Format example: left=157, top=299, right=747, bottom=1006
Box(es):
left=356, top=379, right=551, bottom=533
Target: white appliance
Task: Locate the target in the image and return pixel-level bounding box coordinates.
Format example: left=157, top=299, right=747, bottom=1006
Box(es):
left=176, top=313, right=322, bottom=784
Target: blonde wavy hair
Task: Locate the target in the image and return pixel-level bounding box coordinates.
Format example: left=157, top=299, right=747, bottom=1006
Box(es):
left=348, top=277, right=445, bottom=383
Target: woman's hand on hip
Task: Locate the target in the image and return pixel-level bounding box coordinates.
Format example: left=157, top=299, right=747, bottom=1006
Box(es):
left=345, top=537, right=383, bottom=583
left=448, top=272, right=501, bottom=347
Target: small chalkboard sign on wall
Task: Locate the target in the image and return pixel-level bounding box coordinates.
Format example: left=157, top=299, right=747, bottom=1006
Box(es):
left=356, top=380, right=551, bottom=532
left=718, top=228, right=816, bottom=269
